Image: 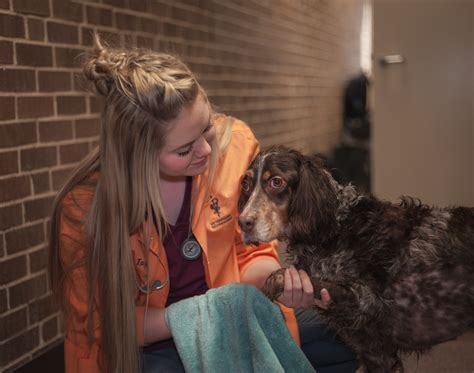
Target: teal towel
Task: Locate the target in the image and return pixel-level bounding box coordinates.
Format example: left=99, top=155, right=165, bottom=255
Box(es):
left=165, top=283, right=316, bottom=373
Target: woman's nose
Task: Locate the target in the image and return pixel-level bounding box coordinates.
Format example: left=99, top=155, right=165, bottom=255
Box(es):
left=195, top=136, right=212, bottom=157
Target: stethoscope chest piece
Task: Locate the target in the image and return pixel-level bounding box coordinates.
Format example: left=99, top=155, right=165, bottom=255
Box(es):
left=142, top=280, right=166, bottom=292
left=179, top=234, right=202, bottom=261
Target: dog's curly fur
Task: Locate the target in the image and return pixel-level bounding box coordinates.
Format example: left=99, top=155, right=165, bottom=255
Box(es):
left=238, top=146, right=474, bottom=372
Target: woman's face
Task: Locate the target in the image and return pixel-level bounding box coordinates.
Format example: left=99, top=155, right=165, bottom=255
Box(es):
left=159, top=95, right=216, bottom=178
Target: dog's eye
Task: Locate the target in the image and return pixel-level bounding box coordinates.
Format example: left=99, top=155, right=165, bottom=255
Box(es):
left=269, top=176, right=285, bottom=190
left=241, top=178, right=252, bottom=193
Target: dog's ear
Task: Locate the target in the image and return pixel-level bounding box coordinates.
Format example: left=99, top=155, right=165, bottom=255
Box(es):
left=288, top=155, right=338, bottom=244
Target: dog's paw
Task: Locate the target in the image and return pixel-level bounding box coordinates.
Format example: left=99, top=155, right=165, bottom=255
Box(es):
left=262, top=268, right=286, bottom=301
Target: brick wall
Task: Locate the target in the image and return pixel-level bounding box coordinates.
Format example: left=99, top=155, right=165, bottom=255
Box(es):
left=0, top=0, right=363, bottom=370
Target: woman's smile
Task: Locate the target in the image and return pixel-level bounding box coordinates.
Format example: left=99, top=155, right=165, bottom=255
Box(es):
left=190, top=157, right=208, bottom=168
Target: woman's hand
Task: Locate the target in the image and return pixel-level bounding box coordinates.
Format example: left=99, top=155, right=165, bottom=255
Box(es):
left=277, top=266, right=332, bottom=310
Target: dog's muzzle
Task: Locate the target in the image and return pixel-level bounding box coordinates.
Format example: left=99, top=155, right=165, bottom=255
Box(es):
left=238, top=216, right=254, bottom=233
left=238, top=217, right=260, bottom=245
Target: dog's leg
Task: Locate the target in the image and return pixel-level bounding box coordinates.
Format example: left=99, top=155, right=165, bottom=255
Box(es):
left=311, top=280, right=357, bottom=305
left=392, top=358, right=404, bottom=373
left=360, top=352, right=403, bottom=373
left=261, top=268, right=285, bottom=301
left=262, top=269, right=362, bottom=305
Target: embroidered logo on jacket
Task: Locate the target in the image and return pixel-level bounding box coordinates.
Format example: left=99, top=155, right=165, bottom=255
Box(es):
left=210, top=196, right=221, bottom=217
left=208, top=195, right=232, bottom=229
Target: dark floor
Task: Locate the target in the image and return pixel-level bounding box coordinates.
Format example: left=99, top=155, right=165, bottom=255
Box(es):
left=403, top=331, right=474, bottom=373
left=12, top=332, right=474, bottom=372
left=15, top=343, right=64, bottom=373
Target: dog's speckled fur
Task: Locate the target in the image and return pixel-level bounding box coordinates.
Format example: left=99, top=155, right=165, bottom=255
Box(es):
left=238, top=146, right=474, bottom=372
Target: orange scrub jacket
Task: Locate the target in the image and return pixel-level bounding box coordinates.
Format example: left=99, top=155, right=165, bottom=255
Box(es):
left=58, top=116, right=300, bottom=372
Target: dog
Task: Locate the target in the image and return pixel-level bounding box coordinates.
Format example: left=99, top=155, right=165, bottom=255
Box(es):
left=237, top=146, right=474, bottom=372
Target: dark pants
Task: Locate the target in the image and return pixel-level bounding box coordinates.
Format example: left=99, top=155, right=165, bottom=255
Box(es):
left=142, top=308, right=358, bottom=372
left=142, top=347, right=185, bottom=373
left=296, top=308, right=358, bottom=373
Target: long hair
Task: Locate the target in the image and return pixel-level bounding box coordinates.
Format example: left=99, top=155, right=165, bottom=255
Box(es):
left=49, top=35, right=220, bottom=372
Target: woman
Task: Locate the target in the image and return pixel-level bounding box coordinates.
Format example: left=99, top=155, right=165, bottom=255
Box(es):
left=49, top=35, right=355, bottom=372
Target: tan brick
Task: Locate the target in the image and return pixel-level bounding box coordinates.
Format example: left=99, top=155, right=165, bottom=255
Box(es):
left=81, top=27, right=94, bottom=46
left=57, top=96, right=86, bottom=115
left=24, top=196, right=55, bottom=222
left=86, top=6, right=113, bottom=27
left=0, top=40, right=13, bottom=64
left=47, top=21, right=79, bottom=44
left=51, top=0, right=83, bottom=22
left=42, top=317, right=58, bottom=341
left=0, top=121, right=36, bottom=148
left=55, top=47, right=85, bottom=68
left=31, top=172, right=50, bottom=194
left=0, top=13, right=25, bottom=38
left=139, top=17, right=159, bottom=34
left=0, top=175, right=31, bottom=203
left=0, top=327, right=39, bottom=367
left=104, top=0, right=125, bottom=7
left=129, top=0, right=148, bottom=12
left=0, top=69, right=36, bottom=92
left=115, top=12, right=138, bottom=31
left=26, top=197, right=52, bottom=222
left=0, top=151, right=18, bottom=176
left=0, top=97, right=15, bottom=121
left=52, top=167, right=74, bottom=191
left=17, top=96, right=54, bottom=119
left=13, top=0, right=50, bottom=17
left=27, top=17, right=45, bottom=41
left=75, top=118, right=100, bottom=138
left=0, top=234, right=4, bottom=257
left=16, top=43, right=53, bottom=67
left=39, top=120, right=73, bottom=141
left=5, top=222, right=44, bottom=255
left=0, top=255, right=27, bottom=286
left=38, top=71, right=72, bottom=92
left=0, top=307, right=28, bottom=340
left=29, top=294, right=58, bottom=324
left=29, top=247, right=48, bottom=273
left=0, top=204, right=23, bottom=230
left=0, top=289, right=7, bottom=314
left=9, top=273, right=48, bottom=308
left=60, top=142, right=89, bottom=164
left=21, top=146, right=57, bottom=171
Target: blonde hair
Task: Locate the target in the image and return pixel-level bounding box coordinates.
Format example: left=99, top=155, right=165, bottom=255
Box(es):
left=49, top=35, right=221, bottom=372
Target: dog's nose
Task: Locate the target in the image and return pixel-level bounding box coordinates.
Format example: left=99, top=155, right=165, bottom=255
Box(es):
left=238, top=217, right=255, bottom=231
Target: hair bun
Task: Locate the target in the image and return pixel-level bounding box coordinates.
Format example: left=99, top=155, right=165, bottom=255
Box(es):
left=83, top=35, right=116, bottom=97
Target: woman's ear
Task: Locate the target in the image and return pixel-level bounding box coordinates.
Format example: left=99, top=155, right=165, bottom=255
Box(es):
left=288, top=155, right=338, bottom=244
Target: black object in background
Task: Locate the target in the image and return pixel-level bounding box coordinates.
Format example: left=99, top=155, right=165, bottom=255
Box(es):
left=343, top=72, right=370, bottom=141
left=322, top=72, right=371, bottom=194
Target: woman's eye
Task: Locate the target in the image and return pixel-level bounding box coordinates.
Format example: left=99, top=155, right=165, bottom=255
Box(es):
left=177, top=147, right=192, bottom=157
left=241, top=179, right=251, bottom=193
left=269, top=177, right=284, bottom=190
left=203, top=123, right=214, bottom=133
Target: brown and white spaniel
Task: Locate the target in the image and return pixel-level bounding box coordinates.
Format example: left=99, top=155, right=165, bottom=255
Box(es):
left=238, top=146, right=474, bottom=372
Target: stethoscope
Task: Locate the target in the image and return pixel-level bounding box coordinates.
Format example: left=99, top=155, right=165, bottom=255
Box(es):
left=137, top=209, right=202, bottom=294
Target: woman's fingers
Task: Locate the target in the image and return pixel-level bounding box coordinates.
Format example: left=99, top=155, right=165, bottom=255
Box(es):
left=320, top=288, right=331, bottom=304
left=279, top=266, right=293, bottom=305
left=277, top=267, right=316, bottom=308
left=314, top=288, right=332, bottom=310
left=299, top=270, right=315, bottom=308
left=289, top=266, right=303, bottom=304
